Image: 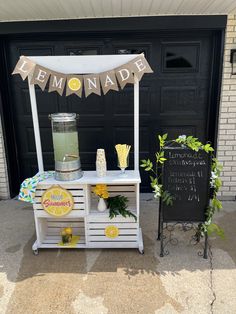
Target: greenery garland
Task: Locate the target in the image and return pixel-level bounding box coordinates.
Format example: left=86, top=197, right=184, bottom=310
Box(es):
left=141, top=134, right=224, bottom=240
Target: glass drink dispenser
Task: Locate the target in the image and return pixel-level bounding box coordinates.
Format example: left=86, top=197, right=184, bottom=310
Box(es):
left=49, top=113, right=83, bottom=181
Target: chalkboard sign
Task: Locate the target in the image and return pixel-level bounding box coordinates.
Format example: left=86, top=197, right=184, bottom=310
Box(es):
left=162, top=147, right=211, bottom=222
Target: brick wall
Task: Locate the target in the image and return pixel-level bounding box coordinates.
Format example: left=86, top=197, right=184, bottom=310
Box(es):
left=217, top=14, right=236, bottom=200
left=0, top=118, right=10, bottom=199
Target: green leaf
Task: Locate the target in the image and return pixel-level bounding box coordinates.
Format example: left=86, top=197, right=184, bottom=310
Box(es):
left=140, top=164, right=146, bottom=168
left=150, top=176, right=157, bottom=186
left=160, top=158, right=167, bottom=161
left=212, top=197, right=222, bottom=210
left=163, top=133, right=168, bottom=140
left=215, top=178, right=222, bottom=190
left=204, top=143, right=214, bottom=153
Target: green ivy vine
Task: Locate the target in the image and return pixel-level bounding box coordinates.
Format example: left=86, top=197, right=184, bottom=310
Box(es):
left=141, top=134, right=224, bottom=240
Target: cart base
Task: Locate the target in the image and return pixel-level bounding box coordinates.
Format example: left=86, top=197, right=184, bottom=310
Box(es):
left=32, top=228, right=144, bottom=255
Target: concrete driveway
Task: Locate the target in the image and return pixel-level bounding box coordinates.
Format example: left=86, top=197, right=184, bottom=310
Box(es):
left=0, top=197, right=235, bottom=314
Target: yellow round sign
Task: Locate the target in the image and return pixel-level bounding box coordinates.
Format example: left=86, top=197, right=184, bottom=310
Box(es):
left=41, top=185, right=74, bottom=217
left=105, top=225, right=119, bottom=239
left=68, top=77, right=82, bottom=91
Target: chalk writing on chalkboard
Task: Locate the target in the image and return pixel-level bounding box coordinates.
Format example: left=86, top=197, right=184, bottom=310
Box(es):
left=162, top=148, right=210, bottom=222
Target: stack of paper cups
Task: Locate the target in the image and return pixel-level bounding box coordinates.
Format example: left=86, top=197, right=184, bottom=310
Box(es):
left=96, top=149, right=107, bottom=177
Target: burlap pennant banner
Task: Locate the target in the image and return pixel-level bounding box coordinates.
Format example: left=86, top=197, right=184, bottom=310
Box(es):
left=30, top=65, right=51, bottom=91
left=83, top=74, right=101, bottom=97
left=12, top=56, right=36, bottom=80
left=100, top=70, right=119, bottom=95
left=66, top=75, right=83, bottom=97
left=115, top=64, right=134, bottom=89
left=12, top=54, right=153, bottom=97
left=129, top=54, right=153, bottom=81
left=48, top=71, right=66, bottom=96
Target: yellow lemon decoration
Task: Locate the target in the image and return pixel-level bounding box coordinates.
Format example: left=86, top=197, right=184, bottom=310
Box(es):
left=41, top=185, right=74, bottom=217
left=105, top=225, right=119, bottom=239
left=68, top=77, right=81, bottom=91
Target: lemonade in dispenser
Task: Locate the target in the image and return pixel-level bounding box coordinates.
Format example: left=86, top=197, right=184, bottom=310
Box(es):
left=49, top=113, right=83, bottom=181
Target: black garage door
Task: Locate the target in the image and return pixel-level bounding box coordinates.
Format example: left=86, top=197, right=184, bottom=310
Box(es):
left=8, top=30, right=218, bottom=191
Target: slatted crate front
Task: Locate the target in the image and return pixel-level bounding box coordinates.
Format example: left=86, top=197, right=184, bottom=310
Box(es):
left=33, top=183, right=86, bottom=213
left=90, top=184, right=137, bottom=215
left=87, top=214, right=139, bottom=248
left=35, top=217, right=86, bottom=248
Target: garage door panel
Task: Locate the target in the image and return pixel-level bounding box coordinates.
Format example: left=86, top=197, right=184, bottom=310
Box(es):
left=161, top=42, right=201, bottom=73
left=79, top=127, right=107, bottom=152
left=9, top=44, right=54, bottom=68
left=26, top=127, right=53, bottom=154
left=111, top=85, right=152, bottom=116
left=160, top=86, right=198, bottom=116
left=160, top=123, right=205, bottom=141
left=65, top=93, right=106, bottom=115
left=64, top=43, right=103, bottom=56
left=113, top=126, right=134, bottom=146
left=13, top=85, right=59, bottom=117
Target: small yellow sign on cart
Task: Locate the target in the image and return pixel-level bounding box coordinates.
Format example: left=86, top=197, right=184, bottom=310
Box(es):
left=41, top=185, right=74, bottom=217
left=105, top=225, right=119, bottom=239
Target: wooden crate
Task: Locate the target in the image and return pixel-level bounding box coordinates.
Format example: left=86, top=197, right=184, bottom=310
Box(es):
left=34, top=217, right=86, bottom=248
left=87, top=213, right=138, bottom=248
left=33, top=184, right=86, bottom=211
left=90, top=184, right=137, bottom=214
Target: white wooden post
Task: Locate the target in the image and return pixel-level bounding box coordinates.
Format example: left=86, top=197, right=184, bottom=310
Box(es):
left=134, top=75, right=139, bottom=171
left=28, top=77, right=44, bottom=173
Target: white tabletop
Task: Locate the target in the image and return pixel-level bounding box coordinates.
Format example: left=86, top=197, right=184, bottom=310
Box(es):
left=37, top=170, right=141, bottom=185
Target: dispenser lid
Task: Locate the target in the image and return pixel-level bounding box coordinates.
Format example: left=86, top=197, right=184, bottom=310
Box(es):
left=49, top=113, right=78, bottom=122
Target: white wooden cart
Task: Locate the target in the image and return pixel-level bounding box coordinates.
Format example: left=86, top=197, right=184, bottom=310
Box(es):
left=27, top=55, right=144, bottom=254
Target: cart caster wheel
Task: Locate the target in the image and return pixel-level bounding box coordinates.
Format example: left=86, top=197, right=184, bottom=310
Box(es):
left=139, top=250, right=144, bottom=255
left=33, top=249, right=39, bottom=256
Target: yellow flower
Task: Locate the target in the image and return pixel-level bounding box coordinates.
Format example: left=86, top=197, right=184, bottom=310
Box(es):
left=102, top=191, right=109, bottom=199
left=93, top=184, right=109, bottom=198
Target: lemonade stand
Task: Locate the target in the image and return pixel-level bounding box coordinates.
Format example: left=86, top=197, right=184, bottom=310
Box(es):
left=14, top=54, right=153, bottom=255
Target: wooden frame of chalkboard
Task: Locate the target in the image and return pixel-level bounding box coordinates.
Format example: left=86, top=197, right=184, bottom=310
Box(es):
left=158, top=146, right=211, bottom=258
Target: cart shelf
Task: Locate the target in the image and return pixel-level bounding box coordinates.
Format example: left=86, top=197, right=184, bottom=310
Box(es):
left=38, top=236, right=86, bottom=249
left=34, top=210, right=86, bottom=218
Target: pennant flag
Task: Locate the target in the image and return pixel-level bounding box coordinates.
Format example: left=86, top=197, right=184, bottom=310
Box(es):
left=115, top=64, right=134, bottom=89
left=12, top=56, right=35, bottom=80
left=83, top=74, right=101, bottom=97
left=30, top=65, right=51, bottom=91
left=66, top=75, right=83, bottom=97
left=130, top=54, right=153, bottom=81
left=100, top=70, right=119, bottom=95
left=48, top=71, right=66, bottom=96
